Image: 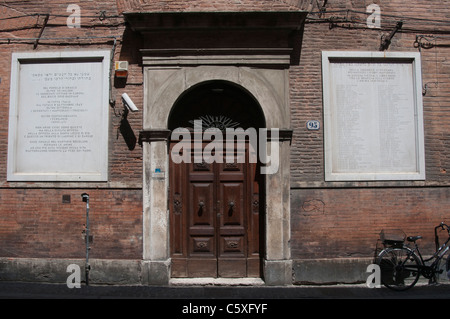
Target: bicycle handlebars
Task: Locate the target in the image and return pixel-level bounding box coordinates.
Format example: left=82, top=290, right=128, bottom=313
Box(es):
left=434, top=222, right=450, bottom=251
left=435, top=222, right=449, bottom=233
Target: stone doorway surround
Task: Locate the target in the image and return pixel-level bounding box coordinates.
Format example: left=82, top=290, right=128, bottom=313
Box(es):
left=125, top=11, right=307, bottom=285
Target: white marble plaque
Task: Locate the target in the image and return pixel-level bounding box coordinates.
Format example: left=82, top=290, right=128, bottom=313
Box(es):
left=322, top=52, right=425, bottom=181
left=7, top=51, right=110, bottom=181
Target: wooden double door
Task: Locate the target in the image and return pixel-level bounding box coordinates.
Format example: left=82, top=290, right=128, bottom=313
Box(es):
left=170, top=141, right=263, bottom=278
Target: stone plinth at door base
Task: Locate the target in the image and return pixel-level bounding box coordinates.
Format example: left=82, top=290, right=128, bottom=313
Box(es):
left=264, top=260, right=293, bottom=286
left=142, top=258, right=294, bottom=286
left=141, top=259, right=171, bottom=286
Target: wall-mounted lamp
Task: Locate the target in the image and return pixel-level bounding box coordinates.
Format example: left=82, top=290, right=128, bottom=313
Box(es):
left=115, top=61, right=128, bottom=78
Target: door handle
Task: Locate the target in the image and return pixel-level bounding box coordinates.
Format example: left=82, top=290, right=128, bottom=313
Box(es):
left=228, top=200, right=235, bottom=215
left=217, top=200, right=221, bottom=218
left=198, top=200, right=205, bottom=216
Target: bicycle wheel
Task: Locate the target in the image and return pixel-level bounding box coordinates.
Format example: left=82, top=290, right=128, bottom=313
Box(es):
left=447, top=255, right=450, bottom=280
left=432, top=252, right=450, bottom=284
left=376, top=247, right=421, bottom=291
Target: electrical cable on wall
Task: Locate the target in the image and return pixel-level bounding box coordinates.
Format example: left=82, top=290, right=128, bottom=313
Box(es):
left=414, top=35, right=450, bottom=96
left=306, top=9, right=450, bottom=34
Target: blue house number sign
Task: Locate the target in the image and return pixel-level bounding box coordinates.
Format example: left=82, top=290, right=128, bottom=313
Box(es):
left=306, top=120, right=320, bottom=131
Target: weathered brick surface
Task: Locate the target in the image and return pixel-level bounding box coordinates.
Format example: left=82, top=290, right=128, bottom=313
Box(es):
left=0, top=1, right=139, bottom=260
left=292, top=187, right=450, bottom=259
left=0, top=189, right=142, bottom=259
left=290, top=1, right=450, bottom=185
left=289, top=0, right=450, bottom=262
left=0, top=0, right=449, bottom=267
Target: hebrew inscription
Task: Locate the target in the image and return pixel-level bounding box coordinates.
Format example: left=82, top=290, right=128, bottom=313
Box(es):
left=24, top=70, right=94, bottom=155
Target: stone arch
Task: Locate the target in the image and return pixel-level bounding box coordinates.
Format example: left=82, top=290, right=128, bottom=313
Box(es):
left=143, top=66, right=289, bottom=131
left=167, top=79, right=266, bottom=131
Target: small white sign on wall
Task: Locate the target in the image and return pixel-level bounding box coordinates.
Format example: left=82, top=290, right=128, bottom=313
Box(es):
left=7, top=51, right=111, bottom=182
left=306, top=120, right=321, bottom=131
left=322, top=51, right=425, bottom=181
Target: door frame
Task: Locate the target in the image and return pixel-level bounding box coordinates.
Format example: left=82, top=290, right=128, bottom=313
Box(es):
left=140, top=63, right=293, bottom=286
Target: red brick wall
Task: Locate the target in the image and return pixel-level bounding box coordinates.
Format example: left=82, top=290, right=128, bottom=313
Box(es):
left=0, top=1, right=142, bottom=260
left=291, top=1, right=450, bottom=184
left=289, top=0, right=450, bottom=261
left=0, top=189, right=142, bottom=259
left=292, top=187, right=450, bottom=259
left=0, top=0, right=449, bottom=265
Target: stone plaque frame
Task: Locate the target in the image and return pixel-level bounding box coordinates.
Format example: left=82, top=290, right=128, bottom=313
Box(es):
left=7, top=51, right=111, bottom=182
left=322, top=51, right=425, bottom=181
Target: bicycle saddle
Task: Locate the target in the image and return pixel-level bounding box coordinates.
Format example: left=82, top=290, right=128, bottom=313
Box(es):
left=407, top=235, right=422, bottom=242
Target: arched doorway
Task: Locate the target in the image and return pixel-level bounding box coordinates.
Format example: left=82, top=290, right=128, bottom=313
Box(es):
left=141, top=63, right=293, bottom=285
left=168, top=81, right=265, bottom=278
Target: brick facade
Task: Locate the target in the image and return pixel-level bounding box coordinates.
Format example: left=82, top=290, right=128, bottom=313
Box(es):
left=288, top=0, right=450, bottom=282
left=0, top=0, right=449, bottom=285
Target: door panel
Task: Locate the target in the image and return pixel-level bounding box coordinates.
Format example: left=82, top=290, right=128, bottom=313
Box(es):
left=219, top=183, right=244, bottom=226
left=170, top=141, right=262, bottom=278
left=218, top=180, right=246, bottom=277
left=189, top=183, right=214, bottom=229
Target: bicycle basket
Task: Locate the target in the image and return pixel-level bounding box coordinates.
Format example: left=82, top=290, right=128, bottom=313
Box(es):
left=380, top=229, right=406, bottom=247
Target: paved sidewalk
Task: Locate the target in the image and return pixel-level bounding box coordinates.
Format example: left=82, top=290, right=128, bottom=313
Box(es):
left=0, top=281, right=449, bottom=299
left=1, top=281, right=446, bottom=319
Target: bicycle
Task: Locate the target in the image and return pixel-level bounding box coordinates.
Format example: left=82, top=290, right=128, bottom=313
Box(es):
left=376, top=222, right=450, bottom=291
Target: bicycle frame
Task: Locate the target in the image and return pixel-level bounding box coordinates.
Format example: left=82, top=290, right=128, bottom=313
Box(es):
left=377, top=222, right=450, bottom=290
left=402, top=223, right=450, bottom=278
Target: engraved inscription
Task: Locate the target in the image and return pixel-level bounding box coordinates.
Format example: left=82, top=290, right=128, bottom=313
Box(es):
left=8, top=53, right=110, bottom=181
left=328, top=62, right=419, bottom=176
